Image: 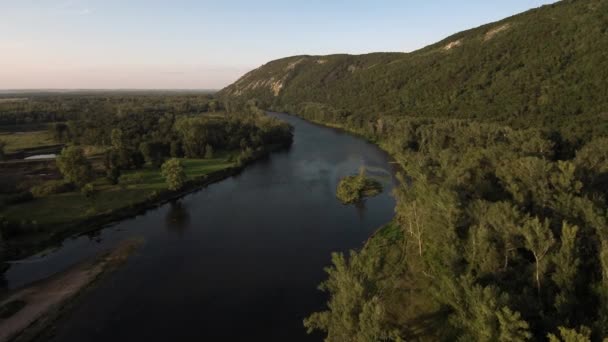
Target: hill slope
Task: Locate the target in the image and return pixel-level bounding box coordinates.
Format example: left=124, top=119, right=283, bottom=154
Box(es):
left=221, top=0, right=608, bottom=141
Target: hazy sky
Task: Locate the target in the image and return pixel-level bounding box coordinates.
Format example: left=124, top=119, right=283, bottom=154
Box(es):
left=0, top=0, right=557, bottom=90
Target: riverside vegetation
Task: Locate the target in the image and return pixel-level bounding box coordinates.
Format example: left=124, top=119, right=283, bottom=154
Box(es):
left=0, top=93, right=292, bottom=264
left=220, top=0, right=608, bottom=340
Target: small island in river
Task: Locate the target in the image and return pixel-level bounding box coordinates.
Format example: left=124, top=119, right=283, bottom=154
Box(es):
left=336, top=168, right=383, bottom=204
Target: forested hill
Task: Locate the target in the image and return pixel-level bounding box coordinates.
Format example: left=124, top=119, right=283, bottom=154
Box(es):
left=220, top=0, right=608, bottom=142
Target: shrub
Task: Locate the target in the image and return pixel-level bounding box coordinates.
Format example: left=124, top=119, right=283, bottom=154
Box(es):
left=81, top=183, right=97, bottom=199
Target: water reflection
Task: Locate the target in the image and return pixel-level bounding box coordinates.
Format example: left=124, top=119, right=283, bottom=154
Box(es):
left=165, top=200, right=191, bottom=235
left=354, top=200, right=367, bottom=220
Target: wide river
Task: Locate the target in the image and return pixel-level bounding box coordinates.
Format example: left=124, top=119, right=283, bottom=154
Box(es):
left=3, top=112, right=398, bottom=341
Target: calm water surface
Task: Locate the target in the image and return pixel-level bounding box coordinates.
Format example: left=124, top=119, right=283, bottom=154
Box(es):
left=4, top=112, right=397, bottom=341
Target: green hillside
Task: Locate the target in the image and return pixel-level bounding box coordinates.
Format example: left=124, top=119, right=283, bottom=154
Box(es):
left=222, top=0, right=608, bottom=340
left=221, top=0, right=608, bottom=142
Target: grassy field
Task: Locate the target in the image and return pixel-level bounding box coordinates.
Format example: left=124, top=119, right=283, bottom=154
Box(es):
left=0, top=131, right=56, bottom=152
left=0, top=156, right=236, bottom=226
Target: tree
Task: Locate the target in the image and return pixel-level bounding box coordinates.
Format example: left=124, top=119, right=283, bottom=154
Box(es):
left=139, top=142, right=152, bottom=164
left=552, top=222, right=580, bottom=320
left=303, top=251, right=397, bottom=342
left=51, top=122, right=69, bottom=142
left=204, top=144, right=214, bottom=159
left=497, top=307, right=532, bottom=342
left=106, top=166, right=121, bottom=185
left=56, top=146, right=93, bottom=187
left=161, top=158, right=187, bottom=191
left=522, top=216, right=555, bottom=295
left=111, top=128, right=124, bottom=150
left=547, top=326, right=592, bottom=342
left=208, top=100, right=219, bottom=112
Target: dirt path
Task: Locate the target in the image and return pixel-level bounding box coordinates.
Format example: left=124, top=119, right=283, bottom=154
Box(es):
left=0, top=239, right=142, bottom=342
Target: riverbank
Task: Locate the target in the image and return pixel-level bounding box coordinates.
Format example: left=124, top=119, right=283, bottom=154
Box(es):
left=0, top=238, right=143, bottom=342
left=1, top=143, right=289, bottom=262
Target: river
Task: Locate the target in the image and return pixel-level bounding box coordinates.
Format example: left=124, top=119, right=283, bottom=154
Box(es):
left=3, top=112, right=398, bottom=341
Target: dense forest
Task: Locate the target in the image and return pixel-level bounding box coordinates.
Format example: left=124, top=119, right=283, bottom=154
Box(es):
left=220, top=0, right=608, bottom=340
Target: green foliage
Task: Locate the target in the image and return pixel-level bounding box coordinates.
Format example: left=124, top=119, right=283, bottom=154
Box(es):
left=336, top=168, right=383, bottom=204
left=204, top=144, right=214, bottom=159
left=521, top=216, right=556, bottom=294
left=547, top=326, right=592, bottom=342
left=174, top=114, right=291, bottom=159
left=496, top=307, right=532, bottom=342
left=303, top=251, right=399, bottom=342
left=81, top=183, right=97, bottom=199
left=552, top=222, right=581, bottom=321
left=139, top=141, right=166, bottom=168
left=111, top=128, right=124, bottom=150
left=56, top=146, right=93, bottom=188
left=0, top=92, right=218, bottom=126
left=161, top=158, right=187, bottom=191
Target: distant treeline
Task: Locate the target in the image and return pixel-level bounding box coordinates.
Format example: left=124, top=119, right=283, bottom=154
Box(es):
left=80, top=111, right=293, bottom=172
left=0, top=93, right=220, bottom=126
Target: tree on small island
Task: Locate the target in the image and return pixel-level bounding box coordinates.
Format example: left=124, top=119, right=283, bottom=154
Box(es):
left=336, top=167, right=383, bottom=204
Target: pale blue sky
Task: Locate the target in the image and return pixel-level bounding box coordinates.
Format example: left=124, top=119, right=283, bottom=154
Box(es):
left=0, top=0, right=557, bottom=89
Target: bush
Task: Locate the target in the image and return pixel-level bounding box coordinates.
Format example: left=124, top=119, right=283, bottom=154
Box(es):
left=30, top=180, right=74, bottom=197
left=81, top=183, right=97, bottom=199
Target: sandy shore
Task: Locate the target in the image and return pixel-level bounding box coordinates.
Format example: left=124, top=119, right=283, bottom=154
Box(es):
left=0, top=239, right=143, bottom=342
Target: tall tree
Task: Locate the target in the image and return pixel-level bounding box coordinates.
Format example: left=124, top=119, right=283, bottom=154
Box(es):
left=552, top=222, right=580, bottom=321
left=522, top=217, right=556, bottom=295
left=56, top=146, right=93, bottom=188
